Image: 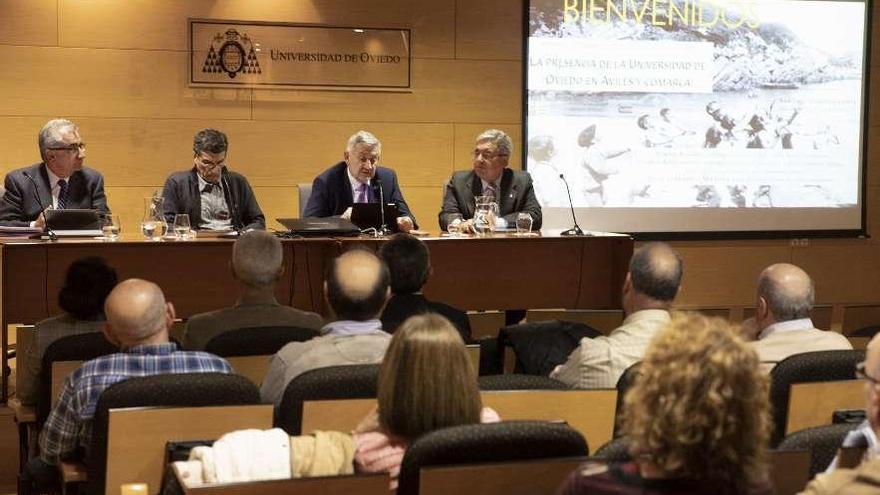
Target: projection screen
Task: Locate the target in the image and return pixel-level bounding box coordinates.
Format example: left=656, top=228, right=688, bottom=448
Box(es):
left=525, top=0, right=870, bottom=237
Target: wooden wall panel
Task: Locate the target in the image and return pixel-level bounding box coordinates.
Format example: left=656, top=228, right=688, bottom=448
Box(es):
left=794, top=245, right=880, bottom=304
left=0, top=0, right=56, bottom=46
left=59, top=0, right=455, bottom=58
left=455, top=0, right=523, bottom=60
left=868, top=126, right=880, bottom=186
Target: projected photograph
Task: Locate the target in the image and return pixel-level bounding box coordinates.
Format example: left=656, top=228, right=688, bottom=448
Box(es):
left=526, top=0, right=867, bottom=232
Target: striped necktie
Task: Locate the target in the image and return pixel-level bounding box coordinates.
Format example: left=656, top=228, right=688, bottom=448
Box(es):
left=356, top=183, right=369, bottom=203
left=57, top=179, right=69, bottom=209
left=483, top=183, right=497, bottom=200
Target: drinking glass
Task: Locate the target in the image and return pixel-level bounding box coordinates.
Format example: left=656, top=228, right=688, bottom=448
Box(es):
left=446, top=213, right=463, bottom=237
left=173, top=214, right=192, bottom=240
left=515, top=212, right=533, bottom=235
left=101, top=214, right=120, bottom=241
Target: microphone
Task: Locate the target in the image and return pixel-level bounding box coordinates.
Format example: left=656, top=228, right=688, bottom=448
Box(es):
left=559, top=174, right=586, bottom=236
left=220, top=170, right=241, bottom=234
left=23, top=171, right=57, bottom=240
left=372, top=177, right=389, bottom=235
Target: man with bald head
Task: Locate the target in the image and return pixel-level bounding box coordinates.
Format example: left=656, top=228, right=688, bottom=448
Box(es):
left=551, top=242, right=683, bottom=389
left=261, top=249, right=392, bottom=406
left=34, top=279, right=232, bottom=478
left=182, top=231, right=323, bottom=350
left=744, top=263, right=851, bottom=372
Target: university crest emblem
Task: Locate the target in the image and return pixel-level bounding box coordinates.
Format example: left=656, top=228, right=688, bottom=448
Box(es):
left=202, top=28, right=261, bottom=78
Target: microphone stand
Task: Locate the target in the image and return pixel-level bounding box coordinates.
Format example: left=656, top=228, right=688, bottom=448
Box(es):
left=559, top=174, right=587, bottom=236
left=221, top=171, right=241, bottom=235
left=373, top=178, right=391, bottom=236
left=23, top=171, right=57, bottom=240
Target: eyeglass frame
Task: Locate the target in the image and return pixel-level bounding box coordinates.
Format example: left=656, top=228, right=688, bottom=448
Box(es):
left=855, top=361, right=880, bottom=384
left=47, top=142, right=86, bottom=152
left=472, top=148, right=508, bottom=160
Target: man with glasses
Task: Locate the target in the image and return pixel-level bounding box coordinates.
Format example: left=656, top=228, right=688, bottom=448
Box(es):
left=0, top=119, right=109, bottom=227
left=439, top=129, right=542, bottom=232
left=162, top=128, right=265, bottom=231
left=303, top=130, right=416, bottom=232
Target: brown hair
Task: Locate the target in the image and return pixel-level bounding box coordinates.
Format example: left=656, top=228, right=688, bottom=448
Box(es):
left=377, top=313, right=482, bottom=439
left=623, top=312, right=770, bottom=494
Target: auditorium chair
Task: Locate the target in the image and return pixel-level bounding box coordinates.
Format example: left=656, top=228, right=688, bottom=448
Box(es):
left=204, top=326, right=319, bottom=357
left=297, top=183, right=312, bottom=216
left=776, top=423, right=860, bottom=478
left=768, top=350, right=865, bottom=446
left=396, top=421, right=589, bottom=495
left=276, top=364, right=379, bottom=435
left=592, top=436, right=630, bottom=462
left=613, top=361, right=641, bottom=437
left=478, top=374, right=569, bottom=391
left=63, top=372, right=261, bottom=495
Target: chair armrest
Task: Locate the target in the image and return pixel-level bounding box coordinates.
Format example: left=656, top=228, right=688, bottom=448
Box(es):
left=9, top=398, right=36, bottom=423
left=59, top=461, right=87, bottom=483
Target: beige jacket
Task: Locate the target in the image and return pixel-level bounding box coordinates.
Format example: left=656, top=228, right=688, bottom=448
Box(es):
left=799, top=458, right=880, bottom=494
left=751, top=325, right=852, bottom=373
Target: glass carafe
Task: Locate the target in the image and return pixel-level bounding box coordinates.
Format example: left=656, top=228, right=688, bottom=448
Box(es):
left=141, top=195, right=167, bottom=241
left=473, top=195, right=499, bottom=236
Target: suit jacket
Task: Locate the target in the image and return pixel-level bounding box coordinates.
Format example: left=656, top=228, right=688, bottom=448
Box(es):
left=161, top=168, right=265, bottom=231
left=751, top=327, right=853, bottom=373
left=303, top=162, right=417, bottom=229
left=0, top=163, right=109, bottom=226
left=380, top=293, right=471, bottom=342
left=439, top=168, right=542, bottom=230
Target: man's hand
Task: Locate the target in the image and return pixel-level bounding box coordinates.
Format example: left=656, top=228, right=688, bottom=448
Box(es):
left=32, top=209, right=49, bottom=229
left=739, top=317, right=761, bottom=342
left=340, top=207, right=353, bottom=220
left=396, top=216, right=414, bottom=233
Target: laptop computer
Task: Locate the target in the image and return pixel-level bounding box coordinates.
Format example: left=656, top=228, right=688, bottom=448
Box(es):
left=276, top=217, right=361, bottom=237
left=350, top=203, right=401, bottom=231
left=44, top=209, right=103, bottom=237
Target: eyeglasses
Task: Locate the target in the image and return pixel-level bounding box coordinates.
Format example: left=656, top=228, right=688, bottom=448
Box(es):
left=855, top=361, right=880, bottom=384
left=473, top=149, right=508, bottom=160
left=48, top=142, right=86, bottom=152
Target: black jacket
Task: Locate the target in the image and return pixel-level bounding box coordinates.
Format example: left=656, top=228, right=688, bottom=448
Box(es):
left=0, top=163, right=109, bottom=226
left=161, top=168, right=265, bottom=231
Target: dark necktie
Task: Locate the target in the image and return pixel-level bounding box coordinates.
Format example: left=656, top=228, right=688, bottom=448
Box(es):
left=202, top=183, right=214, bottom=193
left=57, top=179, right=69, bottom=209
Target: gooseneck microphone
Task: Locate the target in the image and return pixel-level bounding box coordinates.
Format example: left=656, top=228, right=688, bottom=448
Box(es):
left=559, top=173, right=586, bottom=237
left=220, top=170, right=241, bottom=234
left=23, top=171, right=57, bottom=240
left=373, top=177, right=390, bottom=236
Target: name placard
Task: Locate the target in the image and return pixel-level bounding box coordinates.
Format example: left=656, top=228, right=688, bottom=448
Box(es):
left=189, top=19, right=411, bottom=90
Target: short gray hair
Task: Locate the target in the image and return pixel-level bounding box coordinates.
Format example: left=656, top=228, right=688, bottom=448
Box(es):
left=233, top=230, right=283, bottom=287
left=346, top=130, right=381, bottom=154
left=757, top=271, right=815, bottom=321
left=476, top=129, right=513, bottom=157
left=193, top=128, right=228, bottom=155
left=39, top=119, right=78, bottom=161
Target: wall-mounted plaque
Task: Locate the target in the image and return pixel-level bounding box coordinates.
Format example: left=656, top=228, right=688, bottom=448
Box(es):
left=190, top=19, right=411, bottom=90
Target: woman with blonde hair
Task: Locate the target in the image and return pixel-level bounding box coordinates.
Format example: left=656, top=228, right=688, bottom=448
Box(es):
left=353, top=313, right=499, bottom=489
left=558, top=313, right=772, bottom=495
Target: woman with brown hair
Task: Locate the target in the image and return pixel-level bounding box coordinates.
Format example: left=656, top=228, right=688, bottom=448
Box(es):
left=353, top=313, right=499, bottom=489
left=558, top=313, right=773, bottom=495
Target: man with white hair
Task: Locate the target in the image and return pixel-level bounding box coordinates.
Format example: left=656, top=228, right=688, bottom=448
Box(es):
left=37, top=279, right=232, bottom=467
left=303, top=130, right=416, bottom=232
left=0, top=118, right=109, bottom=227
left=183, top=230, right=324, bottom=350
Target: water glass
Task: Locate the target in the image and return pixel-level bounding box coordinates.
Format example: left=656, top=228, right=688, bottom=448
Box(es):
left=446, top=213, right=463, bottom=237
left=515, top=212, right=533, bottom=235
left=173, top=214, right=192, bottom=240
left=101, top=214, right=120, bottom=241
left=140, top=220, right=166, bottom=241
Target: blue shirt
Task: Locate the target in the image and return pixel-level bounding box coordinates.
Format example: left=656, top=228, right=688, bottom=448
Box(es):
left=39, top=342, right=232, bottom=464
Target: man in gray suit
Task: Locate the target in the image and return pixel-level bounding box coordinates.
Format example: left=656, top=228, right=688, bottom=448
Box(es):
left=260, top=249, right=392, bottom=407
left=743, top=263, right=851, bottom=372
left=182, top=230, right=324, bottom=351
left=0, top=119, right=109, bottom=227
left=439, top=129, right=542, bottom=232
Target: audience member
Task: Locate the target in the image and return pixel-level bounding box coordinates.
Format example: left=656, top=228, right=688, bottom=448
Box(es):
left=0, top=118, right=109, bottom=227
left=550, top=242, right=682, bottom=388
left=558, top=313, right=772, bottom=495
left=162, top=128, right=265, bottom=231
left=16, top=257, right=118, bottom=405
left=30, top=279, right=231, bottom=488
left=439, top=129, right=542, bottom=232
left=260, top=249, right=392, bottom=406
left=353, top=313, right=500, bottom=489
left=742, top=263, right=851, bottom=372
left=183, top=231, right=323, bottom=350
left=303, top=130, right=417, bottom=232
left=378, top=233, right=471, bottom=341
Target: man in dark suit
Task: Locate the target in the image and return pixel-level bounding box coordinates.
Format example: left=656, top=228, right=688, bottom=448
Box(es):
left=0, top=119, right=109, bottom=227
left=303, top=130, right=417, bottom=232
left=439, top=129, right=542, bottom=232
left=378, top=233, right=471, bottom=342
left=162, top=128, right=265, bottom=231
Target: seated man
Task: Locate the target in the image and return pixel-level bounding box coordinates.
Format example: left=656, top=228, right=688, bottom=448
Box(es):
left=439, top=129, right=542, bottom=232
left=378, top=233, right=471, bottom=342
left=31, top=279, right=232, bottom=485
left=162, top=128, right=265, bottom=231
left=303, top=130, right=416, bottom=232
left=742, top=263, right=851, bottom=372
left=261, top=249, right=392, bottom=406
left=16, top=257, right=118, bottom=406
left=550, top=243, right=682, bottom=389
left=183, top=230, right=324, bottom=350
left=0, top=118, right=109, bottom=227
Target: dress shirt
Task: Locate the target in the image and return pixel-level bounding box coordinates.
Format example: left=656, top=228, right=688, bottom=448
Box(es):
left=320, top=319, right=383, bottom=336
left=550, top=309, right=671, bottom=389
left=479, top=178, right=507, bottom=228
left=758, top=317, right=813, bottom=339
left=196, top=173, right=232, bottom=231
left=27, top=168, right=66, bottom=227
left=347, top=168, right=371, bottom=203
left=39, top=342, right=232, bottom=464
left=825, top=420, right=880, bottom=472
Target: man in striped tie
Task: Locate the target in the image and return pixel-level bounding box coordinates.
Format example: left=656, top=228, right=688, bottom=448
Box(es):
left=0, top=119, right=109, bottom=227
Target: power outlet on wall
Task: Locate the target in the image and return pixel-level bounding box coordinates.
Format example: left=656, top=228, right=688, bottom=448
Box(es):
left=789, top=238, right=810, bottom=247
